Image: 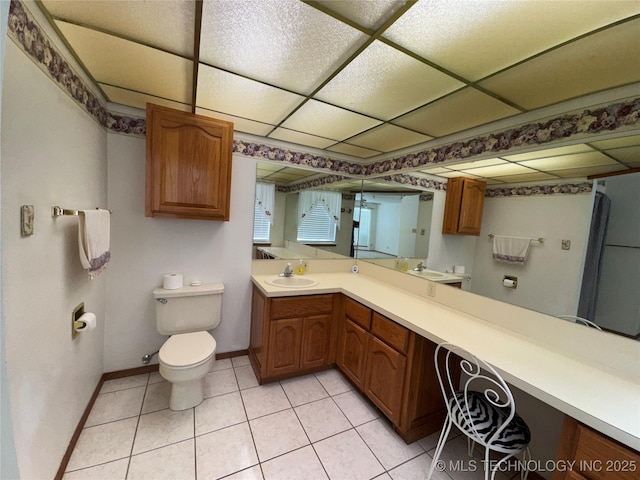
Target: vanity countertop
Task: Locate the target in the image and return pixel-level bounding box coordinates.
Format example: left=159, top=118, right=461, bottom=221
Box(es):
left=251, top=270, right=640, bottom=451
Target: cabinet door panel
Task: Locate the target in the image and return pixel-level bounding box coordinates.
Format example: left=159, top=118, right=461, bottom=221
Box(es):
left=266, top=319, right=302, bottom=377
left=301, top=314, right=332, bottom=370
left=365, top=336, right=406, bottom=424
left=457, top=179, right=486, bottom=235
left=337, top=318, right=369, bottom=389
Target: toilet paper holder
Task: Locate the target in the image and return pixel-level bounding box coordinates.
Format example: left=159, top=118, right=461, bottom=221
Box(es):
left=503, top=275, right=518, bottom=289
left=71, top=302, right=85, bottom=339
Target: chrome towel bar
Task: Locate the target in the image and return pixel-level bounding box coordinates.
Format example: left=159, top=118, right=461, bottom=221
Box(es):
left=488, top=233, right=544, bottom=244
left=52, top=206, right=112, bottom=217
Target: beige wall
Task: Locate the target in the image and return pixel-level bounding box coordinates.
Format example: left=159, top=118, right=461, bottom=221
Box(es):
left=1, top=42, right=107, bottom=479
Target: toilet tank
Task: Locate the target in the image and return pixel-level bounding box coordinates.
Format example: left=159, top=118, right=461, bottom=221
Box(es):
left=153, top=283, right=224, bottom=335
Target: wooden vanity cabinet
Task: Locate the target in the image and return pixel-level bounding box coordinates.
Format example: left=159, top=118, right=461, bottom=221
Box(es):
left=249, top=285, right=339, bottom=383
left=442, top=177, right=486, bottom=235
left=145, top=103, right=234, bottom=221
left=553, top=416, right=640, bottom=480
left=337, top=297, right=450, bottom=442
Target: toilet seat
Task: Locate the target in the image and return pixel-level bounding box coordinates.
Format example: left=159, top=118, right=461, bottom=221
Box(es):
left=159, top=331, right=216, bottom=368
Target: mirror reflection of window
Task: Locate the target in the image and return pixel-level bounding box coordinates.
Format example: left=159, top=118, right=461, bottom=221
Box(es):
left=297, top=191, right=342, bottom=244
left=254, top=183, right=275, bottom=243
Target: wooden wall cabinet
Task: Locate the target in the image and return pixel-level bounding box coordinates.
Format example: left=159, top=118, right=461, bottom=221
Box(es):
left=442, top=177, right=486, bottom=235
left=145, top=103, right=234, bottom=221
left=248, top=285, right=339, bottom=383
left=553, top=416, right=640, bottom=480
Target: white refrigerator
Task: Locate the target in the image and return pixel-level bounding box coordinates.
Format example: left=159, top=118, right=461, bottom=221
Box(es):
left=594, top=173, right=640, bottom=337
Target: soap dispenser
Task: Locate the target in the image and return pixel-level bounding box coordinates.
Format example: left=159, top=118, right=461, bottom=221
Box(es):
left=295, top=259, right=306, bottom=275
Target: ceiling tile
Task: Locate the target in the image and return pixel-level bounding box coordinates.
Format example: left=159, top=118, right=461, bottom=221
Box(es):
left=479, top=19, right=640, bottom=110
left=383, top=0, right=640, bottom=81
left=280, top=99, right=382, bottom=141
left=503, top=144, right=595, bottom=161
left=392, top=87, right=520, bottom=136
left=56, top=21, right=192, bottom=103
left=435, top=171, right=483, bottom=179
left=199, top=0, right=366, bottom=94
left=196, top=64, right=305, bottom=125
left=314, top=0, right=405, bottom=30
left=347, top=124, right=432, bottom=152
left=43, top=0, right=195, bottom=57
left=600, top=145, right=640, bottom=166
left=418, top=167, right=453, bottom=175
left=591, top=134, right=640, bottom=149
left=518, top=151, right=620, bottom=171
left=494, top=172, right=559, bottom=183
left=327, top=143, right=381, bottom=159
left=101, top=84, right=190, bottom=112
left=459, top=163, right=537, bottom=177
left=315, top=40, right=463, bottom=120
left=269, top=128, right=337, bottom=149
left=194, top=108, right=274, bottom=136
left=552, top=165, right=629, bottom=178
left=447, top=158, right=507, bottom=171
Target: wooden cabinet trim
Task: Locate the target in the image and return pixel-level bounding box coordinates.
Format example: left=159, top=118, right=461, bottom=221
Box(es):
left=270, top=294, right=334, bottom=320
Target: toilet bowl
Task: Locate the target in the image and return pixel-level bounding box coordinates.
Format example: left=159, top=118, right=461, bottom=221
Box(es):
left=158, top=331, right=217, bottom=410
left=153, top=283, right=224, bottom=411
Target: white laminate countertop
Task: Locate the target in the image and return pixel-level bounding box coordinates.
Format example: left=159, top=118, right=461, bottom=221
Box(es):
left=251, top=271, right=640, bottom=451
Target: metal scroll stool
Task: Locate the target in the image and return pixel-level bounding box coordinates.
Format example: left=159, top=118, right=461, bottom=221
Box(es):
left=556, top=315, right=603, bottom=330
left=427, top=343, right=531, bottom=480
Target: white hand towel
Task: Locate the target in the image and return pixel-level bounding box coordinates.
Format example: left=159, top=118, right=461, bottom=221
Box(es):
left=492, top=235, right=531, bottom=265
left=78, top=209, right=111, bottom=279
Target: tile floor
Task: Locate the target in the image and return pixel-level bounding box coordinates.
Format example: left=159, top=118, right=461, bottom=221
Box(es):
left=64, top=356, right=524, bottom=480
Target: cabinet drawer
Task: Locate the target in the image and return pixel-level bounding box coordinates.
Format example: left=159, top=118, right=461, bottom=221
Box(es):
left=270, top=294, right=334, bottom=319
left=372, top=313, right=409, bottom=354
left=343, top=297, right=372, bottom=330
left=574, top=424, right=640, bottom=480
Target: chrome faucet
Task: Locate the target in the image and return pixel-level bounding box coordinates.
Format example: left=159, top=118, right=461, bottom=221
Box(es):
left=414, top=261, right=426, bottom=272
left=280, top=263, right=294, bottom=277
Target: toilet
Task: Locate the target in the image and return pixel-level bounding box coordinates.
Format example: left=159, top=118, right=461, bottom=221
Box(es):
left=153, top=283, right=224, bottom=410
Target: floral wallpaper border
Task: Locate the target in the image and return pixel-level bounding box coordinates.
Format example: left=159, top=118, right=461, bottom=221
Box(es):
left=5, top=0, right=618, bottom=198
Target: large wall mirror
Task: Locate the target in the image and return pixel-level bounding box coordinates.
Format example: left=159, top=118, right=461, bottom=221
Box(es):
left=252, top=132, right=640, bottom=340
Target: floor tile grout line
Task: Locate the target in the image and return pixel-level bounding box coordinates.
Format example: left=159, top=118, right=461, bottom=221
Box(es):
left=192, top=405, right=198, bottom=480
left=237, top=374, right=265, bottom=480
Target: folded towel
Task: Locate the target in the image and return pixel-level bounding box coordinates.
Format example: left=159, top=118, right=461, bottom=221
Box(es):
left=78, top=209, right=111, bottom=279
left=492, top=235, right=531, bottom=265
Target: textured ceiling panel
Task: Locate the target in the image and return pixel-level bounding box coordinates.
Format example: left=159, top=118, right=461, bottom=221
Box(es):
left=503, top=144, right=595, bottom=161
left=602, top=145, right=640, bottom=166
left=348, top=124, right=432, bottom=152
left=314, top=0, right=405, bottom=30
left=56, top=21, right=192, bottom=103
left=269, top=128, right=338, bottom=149
left=315, top=40, right=463, bottom=120
left=479, top=19, right=640, bottom=110
left=517, top=151, right=620, bottom=171
left=458, top=163, right=536, bottom=177
left=194, top=108, right=274, bottom=137
left=383, top=0, right=640, bottom=81
left=492, top=172, right=559, bottom=183
left=552, top=165, right=628, bottom=178
left=280, top=99, right=382, bottom=141
left=327, top=142, right=381, bottom=159
left=101, top=84, right=190, bottom=112
left=591, top=134, right=640, bottom=149
left=43, top=0, right=195, bottom=57
left=446, top=158, right=507, bottom=171
left=196, top=64, right=305, bottom=125
left=200, top=0, right=366, bottom=94
left=392, top=87, right=520, bottom=137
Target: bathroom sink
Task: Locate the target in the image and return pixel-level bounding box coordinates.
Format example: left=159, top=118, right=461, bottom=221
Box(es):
left=265, top=276, right=319, bottom=288
left=412, top=270, right=446, bottom=279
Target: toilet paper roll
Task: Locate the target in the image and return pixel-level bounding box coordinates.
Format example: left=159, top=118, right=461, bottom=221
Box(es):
left=503, top=278, right=516, bottom=288
left=163, top=273, right=183, bottom=290
left=75, top=312, right=97, bottom=332
left=454, top=265, right=465, bottom=274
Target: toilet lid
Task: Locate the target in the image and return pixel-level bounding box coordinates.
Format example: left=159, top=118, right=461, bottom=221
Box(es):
left=159, top=332, right=216, bottom=367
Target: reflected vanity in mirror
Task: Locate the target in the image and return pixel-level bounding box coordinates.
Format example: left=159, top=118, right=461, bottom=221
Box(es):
left=252, top=131, right=640, bottom=339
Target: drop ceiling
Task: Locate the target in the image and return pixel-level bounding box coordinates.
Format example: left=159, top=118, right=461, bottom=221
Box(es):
left=39, top=0, right=640, bottom=184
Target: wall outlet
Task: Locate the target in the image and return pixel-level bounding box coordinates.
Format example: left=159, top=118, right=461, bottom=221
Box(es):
left=427, top=283, right=436, bottom=297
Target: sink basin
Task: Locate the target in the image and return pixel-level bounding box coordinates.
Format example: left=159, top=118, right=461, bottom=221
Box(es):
left=412, top=270, right=446, bottom=279
left=265, top=276, right=319, bottom=288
